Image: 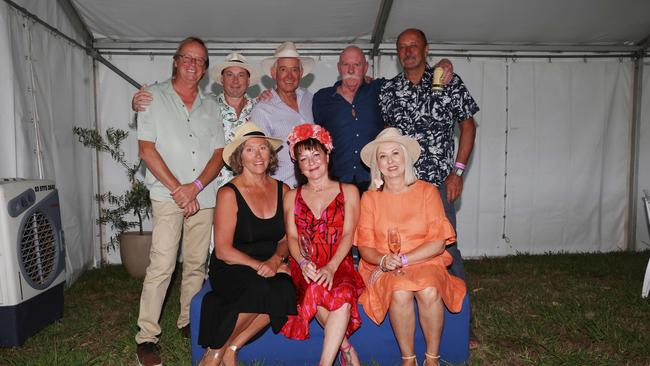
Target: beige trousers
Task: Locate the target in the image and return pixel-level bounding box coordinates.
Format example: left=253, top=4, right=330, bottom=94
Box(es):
left=135, top=200, right=213, bottom=344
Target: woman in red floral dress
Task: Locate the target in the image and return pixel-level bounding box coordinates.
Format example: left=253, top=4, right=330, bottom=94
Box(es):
left=280, top=124, right=365, bottom=366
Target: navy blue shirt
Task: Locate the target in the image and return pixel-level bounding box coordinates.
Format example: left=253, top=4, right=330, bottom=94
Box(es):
left=313, top=79, right=384, bottom=184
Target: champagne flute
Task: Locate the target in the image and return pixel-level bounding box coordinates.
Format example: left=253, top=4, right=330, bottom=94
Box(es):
left=387, top=227, right=404, bottom=275
left=299, top=233, right=313, bottom=262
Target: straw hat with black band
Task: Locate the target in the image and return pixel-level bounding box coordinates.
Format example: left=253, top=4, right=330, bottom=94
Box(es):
left=222, top=122, right=283, bottom=167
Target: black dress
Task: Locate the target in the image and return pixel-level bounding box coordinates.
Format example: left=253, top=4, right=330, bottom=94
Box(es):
left=198, top=180, right=297, bottom=349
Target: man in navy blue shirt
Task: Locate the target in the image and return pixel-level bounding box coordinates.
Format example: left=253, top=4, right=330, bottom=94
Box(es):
left=312, top=46, right=383, bottom=193
left=313, top=46, right=452, bottom=194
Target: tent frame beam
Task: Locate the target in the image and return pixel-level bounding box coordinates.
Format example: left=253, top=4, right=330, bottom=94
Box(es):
left=370, top=0, right=393, bottom=58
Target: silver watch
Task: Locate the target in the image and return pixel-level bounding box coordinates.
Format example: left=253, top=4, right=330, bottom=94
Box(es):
left=454, top=167, right=465, bottom=177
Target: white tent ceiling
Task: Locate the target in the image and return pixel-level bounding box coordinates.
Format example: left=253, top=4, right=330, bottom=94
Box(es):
left=66, top=0, right=650, bottom=53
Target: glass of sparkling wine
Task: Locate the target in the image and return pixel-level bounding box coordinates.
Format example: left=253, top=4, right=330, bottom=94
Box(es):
left=387, top=227, right=404, bottom=275
left=299, top=233, right=313, bottom=261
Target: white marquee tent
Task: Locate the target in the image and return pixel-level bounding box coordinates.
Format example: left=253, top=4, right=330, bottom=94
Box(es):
left=1, top=0, right=649, bottom=285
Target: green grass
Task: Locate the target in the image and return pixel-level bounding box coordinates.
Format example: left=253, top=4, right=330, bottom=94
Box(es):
left=1, top=251, right=649, bottom=365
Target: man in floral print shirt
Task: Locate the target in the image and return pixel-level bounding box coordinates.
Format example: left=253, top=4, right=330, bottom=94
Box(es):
left=132, top=52, right=261, bottom=189
left=379, top=28, right=479, bottom=282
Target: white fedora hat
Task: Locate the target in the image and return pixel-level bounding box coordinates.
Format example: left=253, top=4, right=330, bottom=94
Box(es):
left=222, top=122, right=283, bottom=167
left=261, top=41, right=315, bottom=77
left=209, top=52, right=261, bottom=85
left=361, top=128, right=421, bottom=168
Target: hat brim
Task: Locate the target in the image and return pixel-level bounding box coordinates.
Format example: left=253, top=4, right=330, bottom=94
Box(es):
left=360, top=135, right=421, bottom=168
left=210, top=62, right=261, bottom=86
left=261, top=57, right=315, bottom=78
left=222, top=136, right=284, bottom=169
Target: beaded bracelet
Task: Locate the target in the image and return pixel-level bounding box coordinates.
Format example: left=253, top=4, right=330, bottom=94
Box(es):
left=299, top=258, right=309, bottom=269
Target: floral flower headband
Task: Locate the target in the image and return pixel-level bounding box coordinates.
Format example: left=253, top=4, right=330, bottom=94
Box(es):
left=286, top=124, right=334, bottom=160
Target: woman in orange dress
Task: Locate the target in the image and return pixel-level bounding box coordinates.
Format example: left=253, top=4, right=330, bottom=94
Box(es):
left=355, top=128, right=466, bottom=366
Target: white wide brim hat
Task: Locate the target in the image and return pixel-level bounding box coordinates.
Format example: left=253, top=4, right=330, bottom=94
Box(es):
left=209, top=52, right=261, bottom=85
left=360, top=128, right=421, bottom=168
left=261, top=41, right=315, bottom=77
left=223, top=122, right=283, bottom=167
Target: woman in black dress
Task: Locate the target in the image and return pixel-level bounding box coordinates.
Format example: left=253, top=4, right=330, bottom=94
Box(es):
left=198, top=122, right=297, bottom=366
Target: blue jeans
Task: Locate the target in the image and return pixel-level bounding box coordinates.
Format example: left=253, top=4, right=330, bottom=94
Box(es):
left=438, top=183, right=467, bottom=281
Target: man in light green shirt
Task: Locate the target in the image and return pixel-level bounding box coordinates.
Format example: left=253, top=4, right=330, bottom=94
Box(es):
left=135, top=37, right=225, bottom=366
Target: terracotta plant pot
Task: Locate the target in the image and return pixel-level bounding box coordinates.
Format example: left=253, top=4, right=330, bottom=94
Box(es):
left=119, top=231, right=152, bottom=278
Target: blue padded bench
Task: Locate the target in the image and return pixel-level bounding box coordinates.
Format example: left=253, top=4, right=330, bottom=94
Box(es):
left=190, top=281, right=470, bottom=365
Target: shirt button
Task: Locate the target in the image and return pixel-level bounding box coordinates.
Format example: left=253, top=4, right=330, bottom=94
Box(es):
left=355, top=133, right=359, bottom=137
left=354, top=150, right=358, bottom=154
left=189, top=134, right=193, bottom=137
left=193, top=168, right=196, bottom=171
left=353, top=166, right=357, bottom=169
left=192, top=151, right=195, bottom=154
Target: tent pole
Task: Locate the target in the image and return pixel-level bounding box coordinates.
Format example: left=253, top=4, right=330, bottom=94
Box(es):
left=370, top=0, right=393, bottom=59
left=627, top=50, right=645, bottom=251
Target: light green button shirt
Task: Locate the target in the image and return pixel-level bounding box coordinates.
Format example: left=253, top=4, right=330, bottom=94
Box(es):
left=137, top=78, right=225, bottom=209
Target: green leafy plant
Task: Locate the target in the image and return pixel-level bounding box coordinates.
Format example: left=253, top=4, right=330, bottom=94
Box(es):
left=73, top=126, right=151, bottom=251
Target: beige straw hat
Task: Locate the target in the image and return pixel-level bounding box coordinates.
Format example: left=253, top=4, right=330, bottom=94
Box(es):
left=360, top=128, right=421, bottom=167
left=222, top=122, right=283, bottom=165
left=209, top=52, right=261, bottom=85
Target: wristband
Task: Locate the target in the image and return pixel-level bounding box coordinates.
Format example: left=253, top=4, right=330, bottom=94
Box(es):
left=193, top=179, right=204, bottom=191
left=400, top=254, right=409, bottom=267
left=454, top=162, right=466, bottom=170
left=299, top=258, right=309, bottom=269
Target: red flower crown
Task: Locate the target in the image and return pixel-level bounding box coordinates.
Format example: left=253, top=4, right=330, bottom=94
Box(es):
left=286, top=124, right=334, bottom=160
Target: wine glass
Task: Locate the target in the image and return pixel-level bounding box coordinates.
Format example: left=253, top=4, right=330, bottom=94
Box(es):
left=299, top=233, right=313, bottom=261
left=387, top=227, right=404, bottom=275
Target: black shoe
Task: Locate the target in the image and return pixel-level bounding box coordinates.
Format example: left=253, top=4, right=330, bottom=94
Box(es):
left=136, top=342, right=162, bottom=366
left=180, top=324, right=191, bottom=339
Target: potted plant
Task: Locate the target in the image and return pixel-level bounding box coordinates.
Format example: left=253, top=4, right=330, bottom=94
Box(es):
left=73, top=126, right=152, bottom=278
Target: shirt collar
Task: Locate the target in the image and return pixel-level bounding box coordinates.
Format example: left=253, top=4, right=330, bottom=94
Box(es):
left=397, top=64, right=433, bottom=87
left=328, top=79, right=370, bottom=97
left=162, top=77, right=206, bottom=100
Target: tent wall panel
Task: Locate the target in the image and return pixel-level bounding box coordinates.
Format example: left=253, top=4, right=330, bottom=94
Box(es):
left=0, top=3, right=96, bottom=284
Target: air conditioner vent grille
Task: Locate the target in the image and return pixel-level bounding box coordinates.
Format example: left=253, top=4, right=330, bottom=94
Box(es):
left=19, top=211, right=58, bottom=288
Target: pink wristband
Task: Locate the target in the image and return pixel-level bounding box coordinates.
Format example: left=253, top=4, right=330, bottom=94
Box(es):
left=400, top=254, right=409, bottom=267
left=454, top=162, right=466, bottom=170
left=193, top=179, right=204, bottom=191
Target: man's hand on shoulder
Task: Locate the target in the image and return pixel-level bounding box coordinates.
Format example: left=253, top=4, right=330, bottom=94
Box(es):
left=256, top=89, right=273, bottom=102
left=132, top=84, right=153, bottom=112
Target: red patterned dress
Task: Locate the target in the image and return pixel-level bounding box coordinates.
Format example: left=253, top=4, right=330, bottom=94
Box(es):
left=280, top=183, right=365, bottom=340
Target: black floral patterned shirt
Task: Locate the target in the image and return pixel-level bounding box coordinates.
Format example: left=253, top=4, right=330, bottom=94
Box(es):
left=379, top=64, right=479, bottom=186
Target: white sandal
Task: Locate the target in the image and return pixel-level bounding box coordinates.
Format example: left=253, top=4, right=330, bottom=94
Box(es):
left=423, top=352, right=440, bottom=366
left=401, top=354, right=418, bottom=366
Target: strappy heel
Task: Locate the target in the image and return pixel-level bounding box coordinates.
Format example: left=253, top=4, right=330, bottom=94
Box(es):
left=339, top=343, right=355, bottom=366
left=198, top=347, right=222, bottom=366
left=401, top=354, right=418, bottom=366
left=423, top=352, right=440, bottom=366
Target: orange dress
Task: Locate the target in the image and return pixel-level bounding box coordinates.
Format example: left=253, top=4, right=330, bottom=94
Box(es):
left=355, top=180, right=466, bottom=324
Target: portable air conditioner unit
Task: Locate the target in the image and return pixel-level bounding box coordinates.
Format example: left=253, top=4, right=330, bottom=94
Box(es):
left=0, top=178, right=66, bottom=346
